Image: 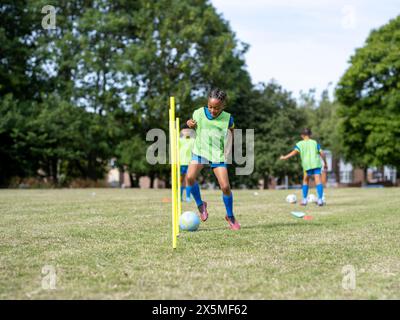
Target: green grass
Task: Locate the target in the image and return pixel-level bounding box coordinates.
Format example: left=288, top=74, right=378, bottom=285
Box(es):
left=0, top=188, right=399, bottom=299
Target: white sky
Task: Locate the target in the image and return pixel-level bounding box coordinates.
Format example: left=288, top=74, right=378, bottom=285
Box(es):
left=212, top=0, right=400, bottom=98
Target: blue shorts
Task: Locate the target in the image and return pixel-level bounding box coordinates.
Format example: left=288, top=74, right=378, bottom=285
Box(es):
left=180, top=165, right=188, bottom=175
left=306, top=168, right=322, bottom=175
left=191, top=154, right=227, bottom=168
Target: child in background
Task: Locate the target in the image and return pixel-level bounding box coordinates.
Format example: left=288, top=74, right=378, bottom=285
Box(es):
left=280, top=128, right=328, bottom=206
left=186, top=88, right=240, bottom=230
left=179, top=124, right=195, bottom=202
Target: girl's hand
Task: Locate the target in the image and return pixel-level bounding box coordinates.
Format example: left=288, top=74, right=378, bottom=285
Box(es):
left=280, top=155, right=286, bottom=160
left=187, top=119, right=197, bottom=129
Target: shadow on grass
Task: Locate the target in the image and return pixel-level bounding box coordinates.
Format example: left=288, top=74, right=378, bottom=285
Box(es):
left=194, top=221, right=325, bottom=233
left=242, top=221, right=326, bottom=230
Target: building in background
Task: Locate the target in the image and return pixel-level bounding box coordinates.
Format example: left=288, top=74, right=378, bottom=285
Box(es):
left=106, top=158, right=166, bottom=188
left=106, top=153, right=398, bottom=189
left=328, top=152, right=398, bottom=186
left=265, top=150, right=398, bottom=189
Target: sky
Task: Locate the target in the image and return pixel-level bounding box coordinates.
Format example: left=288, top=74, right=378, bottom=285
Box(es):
left=211, top=0, right=400, bottom=99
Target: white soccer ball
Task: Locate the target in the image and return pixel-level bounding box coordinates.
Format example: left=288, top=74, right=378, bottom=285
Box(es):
left=307, top=194, right=317, bottom=203
left=286, top=194, right=297, bottom=204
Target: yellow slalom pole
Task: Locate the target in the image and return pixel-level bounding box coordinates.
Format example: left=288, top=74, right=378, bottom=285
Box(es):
left=169, top=97, right=177, bottom=249
left=176, top=118, right=181, bottom=237
left=169, top=108, right=176, bottom=249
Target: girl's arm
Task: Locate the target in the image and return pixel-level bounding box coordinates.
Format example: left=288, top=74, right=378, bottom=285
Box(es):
left=224, top=128, right=234, bottom=159
left=187, top=119, right=197, bottom=129
left=320, top=150, right=328, bottom=170
left=280, top=150, right=299, bottom=160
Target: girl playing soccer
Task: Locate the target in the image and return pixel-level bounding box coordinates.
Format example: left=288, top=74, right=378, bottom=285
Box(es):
left=186, top=88, right=240, bottom=230
left=280, top=128, right=328, bottom=206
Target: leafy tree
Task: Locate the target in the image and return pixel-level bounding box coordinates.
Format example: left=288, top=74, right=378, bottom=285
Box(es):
left=0, top=1, right=43, bottom=185
left=299, top=88, right=343, bottom=155
left=336, top=15, right=400, bottom=169
left=116, top=136, right=149, bottom=188
left=252, top=82, right=306, bottom=188
left=112, top=0, right=253, bottom=185
left=0, top=0, right=254, bottom=187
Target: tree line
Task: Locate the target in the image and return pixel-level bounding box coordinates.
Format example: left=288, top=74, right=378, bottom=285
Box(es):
left=1, top=1, right=398, bottom=187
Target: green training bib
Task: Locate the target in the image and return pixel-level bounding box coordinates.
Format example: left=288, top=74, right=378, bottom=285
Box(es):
left=296, top=139, right=322, bottom=171
left=179, top=137, right=194, bottom=165
left=192, top=107, right=231, bottom=163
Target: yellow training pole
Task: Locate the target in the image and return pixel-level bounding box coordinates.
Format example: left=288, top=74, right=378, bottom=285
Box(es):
left=169, top=108, right=176, bottom=249
left=170, top=97, right=177, bottom=249
left=176, top=117, right=181, bottom=237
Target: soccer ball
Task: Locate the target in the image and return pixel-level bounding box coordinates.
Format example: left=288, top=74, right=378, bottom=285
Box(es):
left=179, top=211, right=200, bottom=231
left=307, top=194, right=317, bottom=203
left=286, top=194, right=297, bottom=204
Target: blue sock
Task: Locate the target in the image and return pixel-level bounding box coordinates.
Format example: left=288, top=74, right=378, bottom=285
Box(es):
left=316, top=184, right=324, bottom=200
left=302, top=184, right=309, bottom=199
left=188, top=182, right=203, bottom=207
left=180, top=186, right=184, bottom=199
left=223, top=193, right=234, bottom=218
left=185, top=186, right=191, bottom=200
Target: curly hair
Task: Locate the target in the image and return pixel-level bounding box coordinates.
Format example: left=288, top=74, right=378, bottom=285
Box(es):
left=208, top=88, right=227, bottom=103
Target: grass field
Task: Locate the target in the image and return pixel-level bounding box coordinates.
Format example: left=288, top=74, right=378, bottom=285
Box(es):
left=0, top=188, right=399, bottom=299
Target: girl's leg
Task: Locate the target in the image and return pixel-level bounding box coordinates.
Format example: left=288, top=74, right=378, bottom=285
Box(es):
left=213, top=166, right=232, bottom=216
left=212, top=166, right=231, bottom=196
left=184, top=175, right=191, bottom=202
left=314, top=174, right=324, bottom=203
left=213, top=167, right=240, bottom=229
left=186, top=162, right=208, bottom=220
left=214, top=167, right=234, bottom=218
left=180, top=173, right=185, bottom=200
left=302, top=173, right=310, bottom=204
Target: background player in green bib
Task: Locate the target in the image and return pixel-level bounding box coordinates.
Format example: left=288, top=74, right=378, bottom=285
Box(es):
left=280, top=128, right=328, bottom=206
left=186, top=89, right=240, bottom=230
left=179, top=124, right=195, bottom=202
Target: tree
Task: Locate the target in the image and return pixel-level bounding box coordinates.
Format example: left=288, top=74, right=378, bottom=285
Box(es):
left=0, top=0, right=44, bottom=186
left=336, top=15, right=400, bottom=170
left=116, top=136, right=149, bottom=188
left=0, top=0, right=254, bottom=187
left=252, top=82, right=306, bottom=188
left=112, top=0, right=253, bottom=186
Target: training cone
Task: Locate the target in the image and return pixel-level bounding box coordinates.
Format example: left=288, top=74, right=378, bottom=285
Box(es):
left=291, top=211, right=305, bottom=218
